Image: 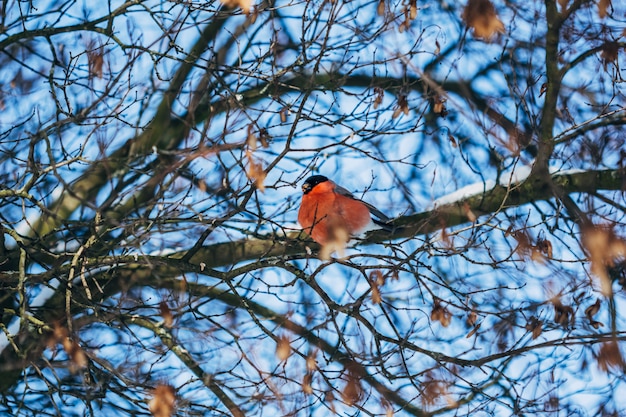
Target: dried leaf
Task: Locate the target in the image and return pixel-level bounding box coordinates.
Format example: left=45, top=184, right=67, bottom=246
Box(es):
left=220, top=0, right=252, bottom=14
left=583, top=226, right=626, bottom=296
left=590, top=320, right=604, bottom=329
left=466, top=323, right=481, bottom=338
left=598, top=0, right=612, bottom=18
left=370, top=270, right=385, bottom=286
left=597, top=340, right=624, bottom=372
left=246, top=124, right=257, bottom=150
left=373, top=87, right=384, bottom=109
left=525, top=317, right=543, bottom=340
left=463, top=202, right=477, bottom=223
left=62, top=338, right=88, bottom=371
left=552, top=298, right=574, bottom=328
left=371, top=284, right=382, bottom=304
left=462, top=0, right=505, bottom=41
left=87, top=47, right=104, bottom=79
left=585, top=299, right=603, bottom=328
left=341, top=373, right=362, bottom=405
left=448, top=133, right=457, bottom=148
left=159, top=301, right=173, bottom=328
left=325, top=391, right=336, bottom=413
left=149, top=385, right=176, bottom=417
left=432, top=95, right=448, bottom=117
left=258, top=128, right=270, bottom=148
left=306, top=353, right=317, bottom=371
left=431, top=300, right=452, bottom=327
left=302, top=372, right=314, bottom=394
left=466, top=310, right=478, bottom=327
left=377, top=0, right=385, bottom=16
left=276, top=335, right=291, bottom=361
left=245, top=150, right=266, bottom=192
left=280, top=106, right=288, bottom=123
left=601, top=41, right=620, bottom=68
left=536, top=238, right=553, bottom=258
left=392, top=94, right=409, bottom=118
left=409, top=0, right=418, bottom=19
left=421, top=372, right=449, bottom=408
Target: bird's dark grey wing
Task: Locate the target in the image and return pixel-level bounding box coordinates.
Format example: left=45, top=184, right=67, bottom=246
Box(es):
left=334, top=184, right=391, bottom=223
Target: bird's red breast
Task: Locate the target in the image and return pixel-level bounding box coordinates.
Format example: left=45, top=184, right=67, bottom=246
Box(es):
left=297, top=177, right=373, bottom=246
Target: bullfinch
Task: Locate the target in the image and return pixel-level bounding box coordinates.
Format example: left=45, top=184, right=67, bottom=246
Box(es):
left=297, top=175, right=391, bottom=246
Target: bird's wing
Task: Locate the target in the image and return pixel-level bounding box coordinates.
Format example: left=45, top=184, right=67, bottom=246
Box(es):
left=334, top=184, right=391, bottom=223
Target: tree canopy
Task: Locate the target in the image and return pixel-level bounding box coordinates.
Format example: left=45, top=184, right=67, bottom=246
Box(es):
left=1, top=0, right=626, bottom=416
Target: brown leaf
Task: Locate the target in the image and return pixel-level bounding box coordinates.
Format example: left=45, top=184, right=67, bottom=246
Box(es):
left=558, top=0, right=569, bottom=11
left=258, top=128, right=270, bottom=148
left=462, top=0, right=505, bottom=41
left=582, top=226, right=626, bottom=296
left=463, top=202, right=477, bottom=223
left=245, top=150, right=266, bottom=192
left=466, top=310, right=478, bottom=327
left=598, top=0, right=612, bottom=18
left=431, top=300, right=452, bottom=327
left=535, top=236, right=553, bottom=259
left=601, top=41, right=620, bottom=68
left=466, top=323, right=481, bottom=338
left=370, top=270, right=385, bottom=286
left=276, top=335, right=291, bottom=361
left=62, top=338, right=88, bottom=371
left=590, top=320, right=604, bottom=329
left=373, top=87, right=384, bottom=109
left=525, top=317, right=543, bottom=340
left=246, top=124, right=257, bottom=150
left=597, top=340, right=624, bottom=372
left=392, top=94, right=409, bottom=118
left=306, top=352, right=317, bottom=371
left=149, top=384, right=176, bottom=417
left=432, top=95, right=448, bottom=117
left=87, top=47, right=104, bottom=79
left=377, top=0, right=385, bottom=16
left=552, top=298, right=574, bottom=328
left=421, top=372, right=449, bottom=408
left=448, top=133, right=457, bottom=148
left=371, top=284, right=382, bottom=304
left=219, top=0, right=252, bottom=14
left=302, top=372, right=314, bottom=394
left=409, top=0, right=418, bottom=19
left=159, top=301, right=174, bottom=328
left=585, top=299, right=603, bottom=328
left=341, top=373, right=362, bottom=405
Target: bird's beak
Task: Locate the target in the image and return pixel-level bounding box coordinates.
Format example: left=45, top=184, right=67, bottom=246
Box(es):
left=302, top=183, right=312, bottom=194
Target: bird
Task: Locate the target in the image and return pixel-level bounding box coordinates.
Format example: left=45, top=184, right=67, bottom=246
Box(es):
left=297, top=175, right=391, bottom=247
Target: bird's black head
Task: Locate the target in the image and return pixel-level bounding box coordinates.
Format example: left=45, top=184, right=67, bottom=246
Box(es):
left=302, top=175, right=328, bottom=194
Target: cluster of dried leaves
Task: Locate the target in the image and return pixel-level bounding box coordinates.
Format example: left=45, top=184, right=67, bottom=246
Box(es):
left=507, top=227, right=553, bottom=263
left=431, top=299, right=453, bottom=327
